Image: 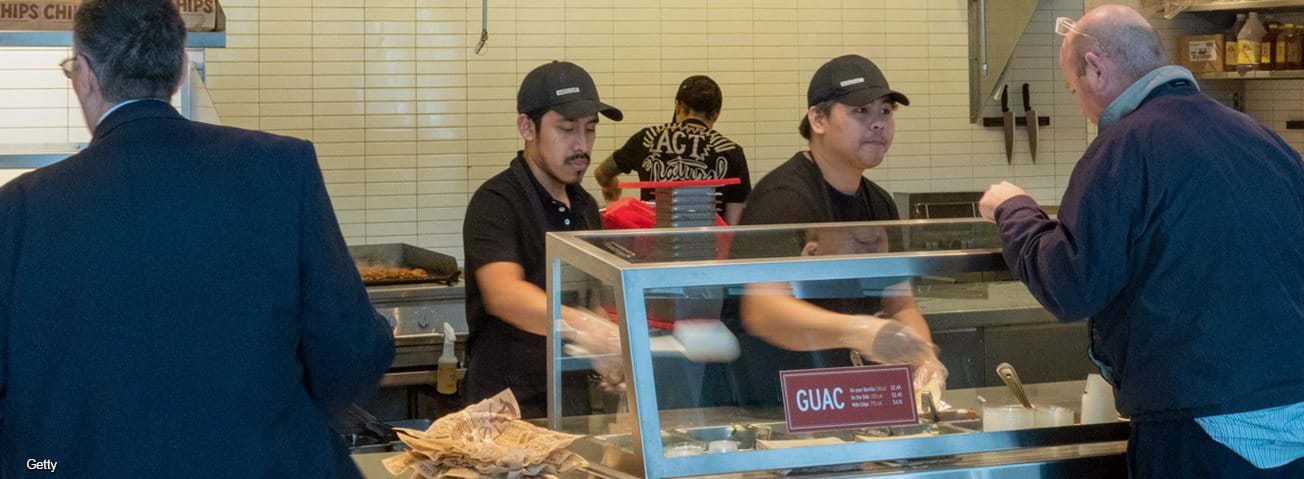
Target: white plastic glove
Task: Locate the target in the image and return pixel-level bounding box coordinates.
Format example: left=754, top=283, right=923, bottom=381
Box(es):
left=562, top=309, right=626, bottom=393
left=914, top=357, right=949, bottom=413
left=846, top=315, right=936, bottom=366
left=844, top=315, right=948, bottom=405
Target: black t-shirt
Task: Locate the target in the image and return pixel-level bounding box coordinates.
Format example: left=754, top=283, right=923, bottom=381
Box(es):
left=826, top=182, right=872, bottom=223
left=462, top=154, right=601, bottom=419
left=612, top=118, right=752, bottom=210
left=715, top=152, right=900, bottom=408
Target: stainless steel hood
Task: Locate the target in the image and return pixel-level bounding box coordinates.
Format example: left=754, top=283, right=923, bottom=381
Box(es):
left=969, top=0, right=1041, bottom=123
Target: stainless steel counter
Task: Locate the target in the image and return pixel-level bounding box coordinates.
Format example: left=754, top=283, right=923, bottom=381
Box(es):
left=350, top=381, right=1128, bottom=479
left=353, top=444, right=1125, bottom=479
left=368, top=284, right=466, bottom=304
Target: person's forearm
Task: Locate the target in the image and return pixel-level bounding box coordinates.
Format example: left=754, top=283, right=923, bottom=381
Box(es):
left=724, top=202, right=744, bottom=225
left=739, top=284, right=869, bottom=351
left=594, top=155, right=620, bottom=187
left=483, top=279, right=604, bottom=337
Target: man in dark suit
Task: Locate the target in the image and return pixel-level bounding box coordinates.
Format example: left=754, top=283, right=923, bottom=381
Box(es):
left=0, top=0, right=394, bottom=477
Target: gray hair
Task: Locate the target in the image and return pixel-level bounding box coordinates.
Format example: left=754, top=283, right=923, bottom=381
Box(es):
left=73, top=0, right=187, bottom=103
left=1069, top=22, right=1168, bottom=82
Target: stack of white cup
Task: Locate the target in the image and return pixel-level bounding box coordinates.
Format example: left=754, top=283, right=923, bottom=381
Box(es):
left=1080, top=373, right=1120, bottom=424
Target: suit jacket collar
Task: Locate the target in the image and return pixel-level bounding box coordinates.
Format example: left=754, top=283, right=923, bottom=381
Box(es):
left=92, top=99, right=183, bottom=142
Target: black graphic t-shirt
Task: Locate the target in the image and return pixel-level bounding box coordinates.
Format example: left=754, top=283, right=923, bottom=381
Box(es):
left=611, top=118, right=751, bottom=208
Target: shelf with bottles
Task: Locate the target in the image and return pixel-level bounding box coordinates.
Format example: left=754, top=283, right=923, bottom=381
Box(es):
left=1184, top=1, right=1304, bottom=13
left=1194, top=9, right=1304, bottom=80
left=1195, top=68, right=1304, bottom=79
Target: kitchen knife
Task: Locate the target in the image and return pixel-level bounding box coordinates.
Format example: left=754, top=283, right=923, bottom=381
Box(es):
left=1002, top=84, right=1014, bottom=164
left=1023, top=83, right=1038, bottom=163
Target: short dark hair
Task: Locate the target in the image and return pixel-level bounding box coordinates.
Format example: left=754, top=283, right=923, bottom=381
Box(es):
left=74, top=0, right=187, bottom=103
left=798, top=99, right=836, bottom=140
left=675, top=75, right=723, bottom=118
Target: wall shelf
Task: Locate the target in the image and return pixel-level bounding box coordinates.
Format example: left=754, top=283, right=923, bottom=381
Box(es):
left=0, top=31, right=225, bottom=48
left=0, top=144, right=83, bottom=169
left=1196, top=69, right=1304, bottom=79
left=1184, top=0, right=1304, bottom=12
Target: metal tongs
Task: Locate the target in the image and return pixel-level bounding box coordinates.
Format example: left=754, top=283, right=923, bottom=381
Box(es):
left=996, top=362, right=1033, bottom=408
left=919, top=390, right=944, bottom=423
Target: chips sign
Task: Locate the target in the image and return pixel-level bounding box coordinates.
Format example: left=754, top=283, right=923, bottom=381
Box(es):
left=0, top=1, right=76, bottom=31
left=0, top=0, right=223, bottom=32
left=780, top=364, right=917, bottom=433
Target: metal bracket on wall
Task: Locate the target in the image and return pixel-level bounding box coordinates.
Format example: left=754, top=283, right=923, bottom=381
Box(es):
left=981, top=116, right=1050, bottom=127
left=474, top=0, right=488, bottom=55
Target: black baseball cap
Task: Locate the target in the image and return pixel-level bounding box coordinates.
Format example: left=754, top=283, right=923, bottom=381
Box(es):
left=517, top=61, right=622, bottom=121
left=807, top=54, right=909, bottom=107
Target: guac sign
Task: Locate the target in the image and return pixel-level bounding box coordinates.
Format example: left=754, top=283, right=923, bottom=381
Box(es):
left=780, top=364, right=917, bottom=433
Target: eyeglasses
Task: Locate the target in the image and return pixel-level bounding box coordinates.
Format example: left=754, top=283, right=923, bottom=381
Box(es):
left=59, top=56, right=75, bottom=79
left=58, top=54, right=93, bottom=79
left=1055, top=17, right=1110, bottom=58
left=1054, top=17, right=1080, bottom=36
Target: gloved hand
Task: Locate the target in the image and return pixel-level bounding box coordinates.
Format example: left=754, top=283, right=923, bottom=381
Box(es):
left=845, top=315, right=937, bottom=366
left=562, top=309, right=626, bottom=393
left=844, top=315, right=948, bottom=400
left=914, top=357, right=949, bottom=412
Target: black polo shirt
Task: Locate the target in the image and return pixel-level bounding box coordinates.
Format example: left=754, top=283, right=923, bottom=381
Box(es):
left=717, top=151, right=900, bottom=407
left=611, top=118, right=752, bottom=211
left=462, top=153, right=601, bottom=419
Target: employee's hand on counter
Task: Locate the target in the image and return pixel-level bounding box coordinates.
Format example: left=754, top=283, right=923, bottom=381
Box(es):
left=979, top=181, right=1028, bottom=222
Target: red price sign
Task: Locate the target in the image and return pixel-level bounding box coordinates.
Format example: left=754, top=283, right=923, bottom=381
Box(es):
left=780, top=364, right=917, bottom=433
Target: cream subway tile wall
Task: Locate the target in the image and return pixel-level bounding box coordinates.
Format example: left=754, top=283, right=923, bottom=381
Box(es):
left=0, top=46, right=82, bottom=146
left=2, top=0, right=1098, bottom=261
left=0, top=43, right=196, bottom=187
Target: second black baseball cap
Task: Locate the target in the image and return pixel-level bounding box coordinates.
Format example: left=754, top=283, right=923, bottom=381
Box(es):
left=807, top=54, right=909, bottom=107
left=517, top=61, right=623, bottom=121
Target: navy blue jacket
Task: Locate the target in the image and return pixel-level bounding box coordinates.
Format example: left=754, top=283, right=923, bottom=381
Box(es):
left=0, top=101, right=394, bottom=477
left=995, top=81, right=1304, bottom=421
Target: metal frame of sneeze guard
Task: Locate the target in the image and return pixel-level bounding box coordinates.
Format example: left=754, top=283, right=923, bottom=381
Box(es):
left=544, top=218, right=1127, bottom=479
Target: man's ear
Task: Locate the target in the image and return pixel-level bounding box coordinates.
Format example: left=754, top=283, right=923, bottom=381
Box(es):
left=74, top=54, right=100, bottom=100
left=517, top=113, right=535, bottom=142
left=808, top=106, right=827, bottom=136
left=800, top=241, right=820, bottom=256
left=1082, top=51, right=1107, bottom=92
left=171, top=51, right=189, bottom=97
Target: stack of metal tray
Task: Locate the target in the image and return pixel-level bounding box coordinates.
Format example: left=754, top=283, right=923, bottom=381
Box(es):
left=654, top=186, right=718, bottom=228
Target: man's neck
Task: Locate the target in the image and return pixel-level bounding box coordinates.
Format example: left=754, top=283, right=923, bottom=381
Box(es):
left=522, top=149, right=570, bottom=206
left=677, top=113, right=711, bottom=125
left=807, top=142, right=863, bottom=194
